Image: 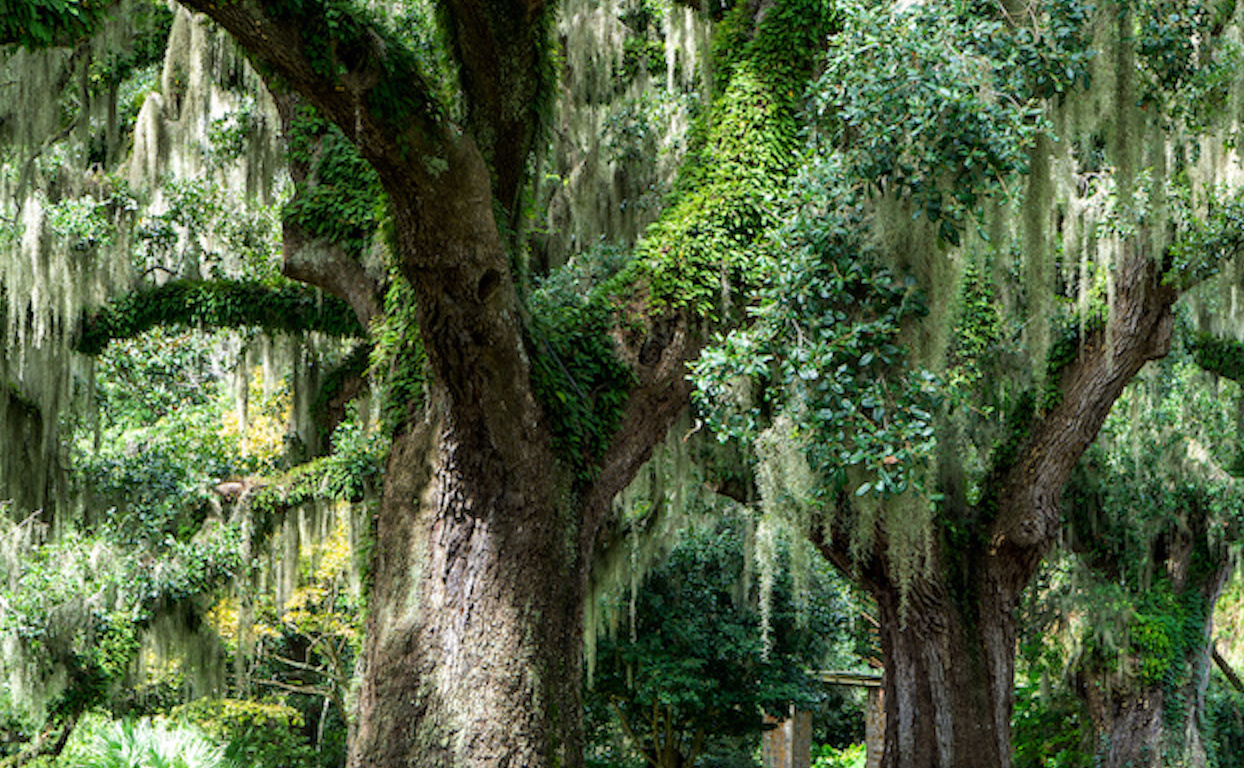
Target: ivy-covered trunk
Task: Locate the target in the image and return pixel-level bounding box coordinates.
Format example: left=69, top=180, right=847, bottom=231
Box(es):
left=1076, top=583, right=1225, bottom=768
left=1073, top=527, right=1233, bottom=767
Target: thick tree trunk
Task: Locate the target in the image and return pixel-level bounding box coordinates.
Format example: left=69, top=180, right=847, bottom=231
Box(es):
left=351, top=404, right=587, bottom=768
left=342, top=124, right=593, bottom=766
left=852, top=542, right=1024, bottom=768
left=1078, top=603, right=1223, bottom=768
left=1081, top=683, right=1165, bottom=768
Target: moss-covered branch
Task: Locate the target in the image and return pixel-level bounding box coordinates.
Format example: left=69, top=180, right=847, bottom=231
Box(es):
left=75, top=279, right=365, bottom=355
left=1188, top=330, right=1244, bottom=382
left=177, top=0, right=450, bottom=191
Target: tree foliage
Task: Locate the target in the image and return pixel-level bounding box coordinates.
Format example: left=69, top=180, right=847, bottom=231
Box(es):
left=587, top=515, right=851, bottom=768
left=76, top=280, right=365, bottom=356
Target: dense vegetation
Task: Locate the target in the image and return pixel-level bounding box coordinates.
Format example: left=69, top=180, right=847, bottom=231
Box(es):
left=6, top=0, right=1244, bottom=767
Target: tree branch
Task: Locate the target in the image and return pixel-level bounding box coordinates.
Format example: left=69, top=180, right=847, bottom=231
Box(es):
left=177, top=0, right=446, bottom=190
left=257, top=678, right=334, bottom=699
left=609, top=698, right=660, bottom=768
left=436, top=0, right=553, bottom=214
left=1213, top=647, right=1244, bottom=693
left=74, top=278, right=364, bottom=355
left=990, top=243, right=1179, bottom=585
left=582, top=309, right=699, bottom=549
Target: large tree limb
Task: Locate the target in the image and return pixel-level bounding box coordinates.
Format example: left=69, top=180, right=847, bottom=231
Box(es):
left=581, top=308, right=698, bottom=546
left=990, top=244, right=1179, bottom=585
left=178, top=0, right=446, bottom=191
left=74, top=279, right=364, bottom=355
left=437, top=0, right=552, bottom=214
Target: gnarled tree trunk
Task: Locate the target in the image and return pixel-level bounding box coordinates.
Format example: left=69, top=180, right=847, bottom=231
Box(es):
left=353, top=406, right=588, bottom=766
left=870, top=556, right=1019, bottom=768
left=1074, top=518, right=1233, bottom=768
left=820, top=247, right=1179, bottom=768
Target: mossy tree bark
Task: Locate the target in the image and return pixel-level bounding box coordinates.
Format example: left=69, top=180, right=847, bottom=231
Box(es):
left=168, top=2, right=696, bottom=766
left=1069, top=481, right=1234, bottom=767
left=819, top=247, right=1179, bottom=768
left=1074, top=566, right=1229, bottom=768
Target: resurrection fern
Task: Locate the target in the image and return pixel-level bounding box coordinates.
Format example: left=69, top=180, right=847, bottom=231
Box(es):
left=368, top=272, right=426, bottom=437
left=636, top=0, right=833, bottom=318
left=283, top=104, right=385, bottom=261
left=75, top=279, right=365, bottom=355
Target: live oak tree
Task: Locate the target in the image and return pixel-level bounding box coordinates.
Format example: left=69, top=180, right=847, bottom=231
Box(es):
left=693, top=1, right=1244, bottom=766
left=4, top=2, right=830, bottom=768
left=1038, top=352, right=1244, bottom=768
left=15, top=2, right=1244, bottom=768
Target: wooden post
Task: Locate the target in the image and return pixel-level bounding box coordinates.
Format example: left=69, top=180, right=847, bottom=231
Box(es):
left=865, top=685, right=885, bottom=768
left=762, top=708, right=812, bottom=768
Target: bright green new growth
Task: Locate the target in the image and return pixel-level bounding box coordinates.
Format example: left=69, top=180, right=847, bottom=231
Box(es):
left=635, top=0, right=833, bottom=318
left=283, top=103, right=385, bottom=261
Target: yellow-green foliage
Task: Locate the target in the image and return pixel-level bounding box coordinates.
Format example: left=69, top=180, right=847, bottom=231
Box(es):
left=175, top=698, right=317, bottom=768
left=635, top=0, right=833, bottom=318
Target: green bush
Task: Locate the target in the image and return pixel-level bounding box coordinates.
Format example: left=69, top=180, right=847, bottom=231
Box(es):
left=175, top=698, right=318, bottom=768
left=812, top=743, right=865, bottom=768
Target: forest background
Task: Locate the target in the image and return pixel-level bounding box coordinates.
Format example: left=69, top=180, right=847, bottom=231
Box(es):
left=5, top=0, right=1244, bottom=767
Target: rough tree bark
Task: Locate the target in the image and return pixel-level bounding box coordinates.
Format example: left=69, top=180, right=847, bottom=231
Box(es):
left=818, top=245, right=1179, bottom=768
left=1071, top=468, right=1236, bottom=768
left=168, top=2, right=697, bottom=765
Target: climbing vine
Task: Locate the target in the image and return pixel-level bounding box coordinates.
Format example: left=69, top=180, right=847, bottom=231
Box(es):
left=635, top=0, right=833, bottom=317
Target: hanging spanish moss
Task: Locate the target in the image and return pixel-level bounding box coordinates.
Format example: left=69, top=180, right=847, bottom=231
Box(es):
left=535, top=0, right=708, bottom=272
left=583, top=412, right=741, bottom=684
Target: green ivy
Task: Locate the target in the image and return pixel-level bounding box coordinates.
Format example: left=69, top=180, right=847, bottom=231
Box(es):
left=0, top=0, right=112, bottom=48
left=368, top=272, right=426, bottom=437
left=311, top=342, right=372, bottom=427
left=75, top=279, right=365, bottom=356
left=264, top=0, right=447, bottom=135
left=527, top=247, right=634, bottom=481
left=1189, top=331, right=1244, bottom=382
left=635, top=0, right=833, bottom=317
